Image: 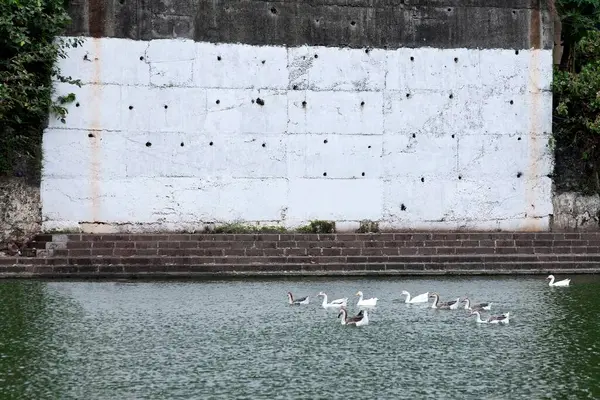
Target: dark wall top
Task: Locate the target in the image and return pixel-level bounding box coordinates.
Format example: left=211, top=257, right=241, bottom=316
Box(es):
left=68, top=0, right=553, bottom=50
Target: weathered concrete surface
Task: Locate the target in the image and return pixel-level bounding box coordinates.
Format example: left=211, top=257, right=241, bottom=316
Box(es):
left=42, top=38, right=554, bottom=232
left=66, top=0, right=553, bottom=50
left=0, top=177, right=41, bottom=254
left=552, top=192, right=600, bottom=231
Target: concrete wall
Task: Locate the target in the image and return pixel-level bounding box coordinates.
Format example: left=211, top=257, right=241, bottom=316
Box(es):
left=37, top=0, right=557, bottom=232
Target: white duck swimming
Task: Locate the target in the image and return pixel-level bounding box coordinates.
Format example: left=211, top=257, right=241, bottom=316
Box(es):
left=337, top=308, right=369, bottom=326
left=287, top=292, right=309, bottom=305
left=356, top=291, right=378, bottom=307
left=461, top=297, right=492, bottom=311
left=469, top=310, right=510, bottom=325
left=318, top=292, right=348, bottom=308
left=401, top=290, right=429, bottom=304
left=546, top=274, right=571, bottom=287
left=429, top=292, right=460, bottom=310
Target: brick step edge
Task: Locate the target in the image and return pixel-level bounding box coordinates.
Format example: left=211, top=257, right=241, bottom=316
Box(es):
left=45, top=246, right=600, bottom=258
left=32, top=232, right=600, bottom=242
left=3, top=254, right=600, bottom=266
left=35, top=240, right=600, bottom=250
left=1, top=262, right=599, bottom=279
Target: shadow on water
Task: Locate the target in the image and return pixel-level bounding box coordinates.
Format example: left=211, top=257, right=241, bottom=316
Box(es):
left=0, top=275, right=598, bottom=399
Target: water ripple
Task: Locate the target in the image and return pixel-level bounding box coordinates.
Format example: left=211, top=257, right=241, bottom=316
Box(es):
left=0, top=276, right=598, bottom=399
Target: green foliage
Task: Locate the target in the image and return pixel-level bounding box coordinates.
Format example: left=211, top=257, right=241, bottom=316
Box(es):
left=297, top=220, right=336, bottom=234
left=553, top=1, right=600, bottom=194
left=0, top=0, right=82, bottom=181
left=356, top=220, right=379, bottom=233
left=208, top=223, right=288, bottom=234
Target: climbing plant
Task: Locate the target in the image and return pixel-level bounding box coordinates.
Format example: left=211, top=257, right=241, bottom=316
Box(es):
left=0, top=0, right=81, bottom=182
left=552, top=0, right=600, bottom=195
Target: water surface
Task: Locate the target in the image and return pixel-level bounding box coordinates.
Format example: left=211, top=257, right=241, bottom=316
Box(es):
left=1, top=275, right=599, bottom=399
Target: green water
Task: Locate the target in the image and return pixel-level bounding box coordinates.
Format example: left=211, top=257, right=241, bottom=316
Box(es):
left=0, top=276, right=599, bottom=399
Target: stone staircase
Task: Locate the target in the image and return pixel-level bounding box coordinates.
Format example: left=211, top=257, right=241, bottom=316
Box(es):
left=1, top=232, right=599, bottom=277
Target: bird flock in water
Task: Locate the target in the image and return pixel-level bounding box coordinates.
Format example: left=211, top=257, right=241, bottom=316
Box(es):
left=286, top=274, right=571, bottom=327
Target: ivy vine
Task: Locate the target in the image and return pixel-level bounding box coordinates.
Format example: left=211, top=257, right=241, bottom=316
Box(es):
left=553, top=0, right=600, bottom=195
left=0, top=0, right=82, bottom=182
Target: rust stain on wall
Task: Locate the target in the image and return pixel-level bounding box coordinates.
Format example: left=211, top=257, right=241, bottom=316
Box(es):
left=88, top=0, right=105, bottom=37
left=90, top=38, right=102, bottom=223
left=524, top=3, right=543, bottom=231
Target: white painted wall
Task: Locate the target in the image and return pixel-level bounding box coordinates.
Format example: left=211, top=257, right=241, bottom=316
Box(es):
left=42, top=37, right=554, bottom=232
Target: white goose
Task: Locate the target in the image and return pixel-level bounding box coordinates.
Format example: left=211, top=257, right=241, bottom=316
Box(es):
left=429, top=292, right=460, bottom=310
left=469, top=311, right=510, bottom=325
left=546, top=274, right=571, bottom=287
left=337, top=308, right=369, bottom=326
left=318, top=292, right=348, bottom=308
left=356, top=291, right=378, bottom=307
left=287, top=292, right=309, bottom=305
left=462, top=297, right=492, bottom=311
left=401, top=290, right=429, bottom=304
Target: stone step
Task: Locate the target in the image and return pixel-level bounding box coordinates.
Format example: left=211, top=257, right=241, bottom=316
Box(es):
left=58, top=239, right=600, bottom=249
left=4, top=254, right=600, bottom=266
left=31, top=232, right=600, bottom=244
left=48, top=245, right=600, bottom=258
left=0, top=261, right=598, bottom=277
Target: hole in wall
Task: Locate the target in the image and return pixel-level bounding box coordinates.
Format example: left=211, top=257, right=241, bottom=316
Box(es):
left=302, top=100, right=307, bottom=107
left=119, top=0, right=124, bottom=4
left=314, top=54, right=318, bottom=59
left=164, top=105, right=168, bottom=109
left=76, top=102, right=80, bottom=107
left=128, top=105, right=133, bottom=110
left=410, top=56, right=414, bottom=61
left=262, top=143, right=266, bottom=147
left=315, top=19, right=320, bottom=23
left=449, top=93, right=453, bottom=99
left=510, top=100, right=514, bottom=105
left=517, top=137, right=522, bottom=141
left=447, top=8, right=452, bottom=12
left=270, top=7, right=277, bottom=14
left=454, top=57, right=458, bottom=63
left=323, top=172, right=327, bottom=176
left=88, top=133, right=95, bottom=138
left=512, top=10, right=516, bottom=14
left=406, top=93, right=410, bottom=98
left=256, top=97, right=265, bottom=106
left=451, top=134, right=455, bottom=138
left=209, top=141, right=214, bottom=146
left=517, top=172, right=522, bottom=178
left=324, top=139, right=328, bottom=144
left=361, top=172, right=365, bottom=176
left=139, top=56, right=144, bottom=61
left=261, top=60, right=266, bottom=64
left=420, top=177, right=425, bottom=182
left=145, top=142, right=152, bottom=147
left=216, top=99, right=220, bottom=104
left=217, top=56, right=222, bottom=61
left=458, top=175, right=462, bottom=180
left=368, top=145, right=371, bottom=148
left=360, top=101, right=365, bottom=106
left=400, top=203, right=407, bottom=211
left=350, top=20, right=356, bottom=26
left=180, top=142, right=184, bottom=147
